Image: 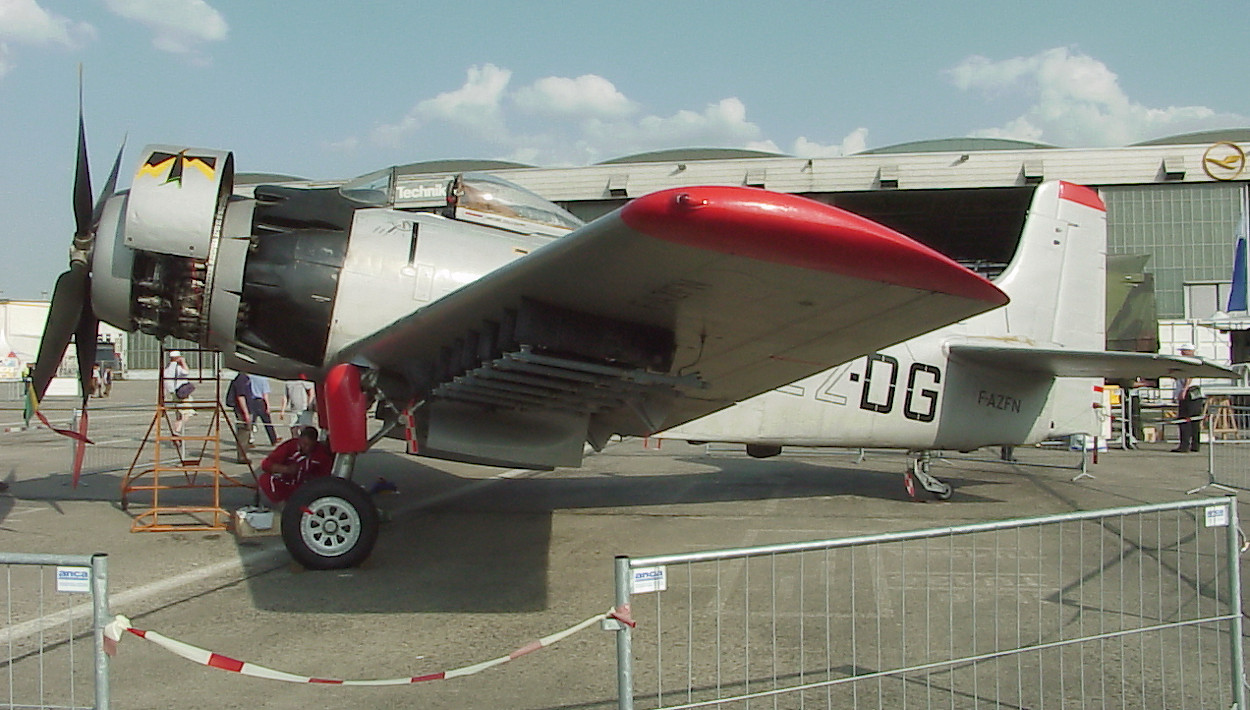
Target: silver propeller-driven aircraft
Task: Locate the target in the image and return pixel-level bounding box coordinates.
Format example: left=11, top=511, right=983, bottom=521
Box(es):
left=33, top=111, right=1228, bottom=568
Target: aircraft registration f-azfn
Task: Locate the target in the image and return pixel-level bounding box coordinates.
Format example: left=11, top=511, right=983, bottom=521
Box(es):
left=32, top=111, right=1228, bottom=568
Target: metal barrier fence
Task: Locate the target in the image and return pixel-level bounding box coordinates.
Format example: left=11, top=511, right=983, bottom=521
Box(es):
left=1206, top=400, right=1250, bottom=493
left=0, top=401, right=185, bottom=476
left=1, top=553, right=110, bottom=710
left=0, top=381, right=23, bottom=403
left=68, top=405, right=164, bottom=477
left=63, top=392, right=311, bottom=477
left=612, top=498, right=1244, bottom=709
left=21, top=400, right=241, bottom=478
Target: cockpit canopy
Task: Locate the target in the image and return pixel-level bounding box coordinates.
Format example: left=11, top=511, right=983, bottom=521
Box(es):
left=339, top=168, right=583, bottom=237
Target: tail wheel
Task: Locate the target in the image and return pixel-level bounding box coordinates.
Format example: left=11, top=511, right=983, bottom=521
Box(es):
left=906, top=451, right=952, bottom=501
left=281, top=477, right=379, bottom=569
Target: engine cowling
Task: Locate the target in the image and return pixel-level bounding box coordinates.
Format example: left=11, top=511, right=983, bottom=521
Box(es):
left=92, top=146, right=236, bottom=341
left=91, top=145, right=342, bottom=378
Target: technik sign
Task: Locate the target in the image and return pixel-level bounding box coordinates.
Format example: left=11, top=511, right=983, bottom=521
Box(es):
left=395, top=178, right=453, bottom=207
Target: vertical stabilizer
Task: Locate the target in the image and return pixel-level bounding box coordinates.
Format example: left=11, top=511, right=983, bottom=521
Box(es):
left=990, top=182, right=1107, bottom=349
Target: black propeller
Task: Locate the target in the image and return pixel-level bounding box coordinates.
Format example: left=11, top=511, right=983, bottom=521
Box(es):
left=29, top=71, right=124, bottom=403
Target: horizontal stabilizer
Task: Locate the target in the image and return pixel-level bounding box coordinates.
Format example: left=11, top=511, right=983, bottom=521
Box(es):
left=948, top=344, right=1236, bottom=379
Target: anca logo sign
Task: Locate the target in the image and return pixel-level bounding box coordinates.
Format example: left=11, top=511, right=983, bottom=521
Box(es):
left=136, top=151, right=219, bottom=186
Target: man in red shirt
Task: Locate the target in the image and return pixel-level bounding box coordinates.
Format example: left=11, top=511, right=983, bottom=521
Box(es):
left=258, top=426, right=333, bottom=504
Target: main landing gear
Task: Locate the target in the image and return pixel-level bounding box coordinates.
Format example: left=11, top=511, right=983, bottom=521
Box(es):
left=281, top=475, right=379, bottom=570
left=280, top=364, right=382, bottom=570
left=903, top=450, right=952, bottom=501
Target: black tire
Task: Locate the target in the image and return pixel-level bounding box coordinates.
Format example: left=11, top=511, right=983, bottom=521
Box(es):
left=281, top=477, right=379, bottom=570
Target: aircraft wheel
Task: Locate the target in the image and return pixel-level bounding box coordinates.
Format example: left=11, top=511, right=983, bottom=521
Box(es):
left=931, top=483, right=953, bottom=501
left=281, top=477, right=379, bottom=570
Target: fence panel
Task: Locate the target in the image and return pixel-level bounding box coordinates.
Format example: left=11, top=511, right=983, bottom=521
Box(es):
left=1208, top=400, right=1250, bottom=492
left=67, top=405, right=164, bottom=477
left=614, top=498, right=1244, bottom=710
left=0, top=381, right=23, bottom=403
left=1, top=553, right=110, bottom=710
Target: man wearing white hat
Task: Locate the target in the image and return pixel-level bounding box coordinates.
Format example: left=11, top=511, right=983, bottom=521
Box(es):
left=162, top=350, right=194, bottom=437
left=1172, top=343, right=1205, bottom=452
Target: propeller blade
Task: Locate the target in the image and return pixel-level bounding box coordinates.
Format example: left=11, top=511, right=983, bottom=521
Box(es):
left=31, top=265, right=89, bottom=401
left=73, top=68, right=93, bottom=241
left=74, top=286, right=98, bottom=400
left=90, top=138, right=126, bottom=228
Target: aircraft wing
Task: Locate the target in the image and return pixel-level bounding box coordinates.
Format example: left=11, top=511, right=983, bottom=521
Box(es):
left=948, top=344, right=1236, bottom=379
left=339, top=186, right=1008, bottom=441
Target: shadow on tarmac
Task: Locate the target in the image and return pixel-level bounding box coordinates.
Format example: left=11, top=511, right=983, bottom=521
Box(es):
left=241, top=452, right=554, bottom=615
left=238, top=446, right=1014, bottom=616
left=421, top=457, right=1011, bottom=512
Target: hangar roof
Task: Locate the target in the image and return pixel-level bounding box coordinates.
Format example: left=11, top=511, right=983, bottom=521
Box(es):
left=597, top=147, right=788, bottom=164
left=392, top=159, right=534, bottom=174
left=857, top=137, right=1059, bottom=154
left=1131, top=128, right=1250, bottom=146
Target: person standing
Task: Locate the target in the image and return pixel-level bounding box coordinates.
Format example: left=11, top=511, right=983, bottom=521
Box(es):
left=247, top=374, right=279, bottom=445
left=225, top=371, right=253, bottom=457
left=226, top=372, right=251, bottom=423
left=162, top=351, right=194, bottom=436
left=283, top=376, right=317, bottom=436
left=1172, top=343, right=1206, bottom=453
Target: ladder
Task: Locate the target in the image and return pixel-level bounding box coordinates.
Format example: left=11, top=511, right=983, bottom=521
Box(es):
left=121, top=346, right=255, bottom=532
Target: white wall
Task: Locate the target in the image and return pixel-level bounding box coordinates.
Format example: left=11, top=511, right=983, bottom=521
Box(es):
left=0, top=300, right=127, bottom=381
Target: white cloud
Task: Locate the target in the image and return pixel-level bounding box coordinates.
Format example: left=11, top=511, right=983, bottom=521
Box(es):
left=324, top=135, right=359, bottom=153
left=369, top=113, right=421, bottom=150
left=103, top=0, right=226, bottom=59
left=513, top=74, right=635, bottom=119
left=371, top=64, right=512, bottom=147
left=417, top=63, right=511, bottom=132
left=351, top=67, right=788, bottom=165
left=949, top=47, right=1244, bottom=146
left=0, top=0, right=93, bottom=45
left=792, top=128, right=870, bottom=158
left=593, top=98, right=768, bottom=155
left=0, top=0, right=95, bottom=76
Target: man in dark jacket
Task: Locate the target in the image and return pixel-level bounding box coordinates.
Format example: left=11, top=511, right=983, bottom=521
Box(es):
left=225, top=372, right=252, bottom=459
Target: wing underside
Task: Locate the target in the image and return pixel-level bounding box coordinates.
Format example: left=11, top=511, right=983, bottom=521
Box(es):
left=341, top=186, right=1008, bottom=467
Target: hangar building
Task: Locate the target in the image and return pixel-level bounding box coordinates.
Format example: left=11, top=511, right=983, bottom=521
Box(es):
left=468, top=129, right=1250, bottom=361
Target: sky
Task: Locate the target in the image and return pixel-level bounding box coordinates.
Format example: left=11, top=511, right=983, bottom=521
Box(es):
left=1, top=0, right=1247, bottom=300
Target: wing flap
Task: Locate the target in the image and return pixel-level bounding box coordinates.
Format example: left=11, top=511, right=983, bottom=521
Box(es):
left=948, top=343, right=1236, bottom=379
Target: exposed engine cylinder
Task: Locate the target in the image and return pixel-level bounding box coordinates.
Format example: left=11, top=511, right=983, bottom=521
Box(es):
left=131, top=251, right=209, bottom=340
left=113, top=145, right=236, bottom=342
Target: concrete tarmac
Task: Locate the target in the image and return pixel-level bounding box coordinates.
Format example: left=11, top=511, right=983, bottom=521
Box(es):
left=0, top=379, right=1234, bottom=709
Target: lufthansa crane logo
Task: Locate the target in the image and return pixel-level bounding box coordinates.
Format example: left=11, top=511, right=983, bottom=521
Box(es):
left=1202, top=142, right=1246, bottom=181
